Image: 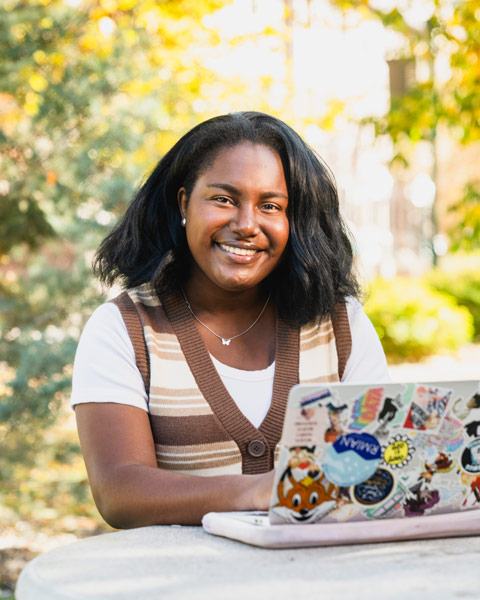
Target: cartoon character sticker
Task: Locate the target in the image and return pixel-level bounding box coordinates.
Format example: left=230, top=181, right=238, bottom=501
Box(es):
left=402, top=453, right=454, bottom=516
left=270, top=446, right=340, bottom=524
left=461, top=438, right=480, bottom=474
left=287, top=446, right=321, bottom=481
left=402, top=385, right=452, bottom=433
left=324, top=402, right=348, bottom=443
left=273, top=471, right=338, bottom=523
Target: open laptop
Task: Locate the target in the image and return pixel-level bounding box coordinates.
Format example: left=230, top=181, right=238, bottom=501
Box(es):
left=202, top=380, right=480, bottom=548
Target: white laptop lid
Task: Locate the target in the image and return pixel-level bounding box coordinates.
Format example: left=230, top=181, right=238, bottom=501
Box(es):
left=269, top=380, right=480, bottom=525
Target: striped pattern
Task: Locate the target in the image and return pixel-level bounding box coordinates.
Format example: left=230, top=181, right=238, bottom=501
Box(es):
left=154, top=441, right=242, bottom=475
left=113, top=283, right=347, bottom=477
left=299, top=320, right=339, bottom=384
left=149, top=386, right=213, bottom=417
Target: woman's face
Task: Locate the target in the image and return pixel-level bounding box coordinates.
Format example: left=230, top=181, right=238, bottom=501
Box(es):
left=178, top=142, right=289, bottom=294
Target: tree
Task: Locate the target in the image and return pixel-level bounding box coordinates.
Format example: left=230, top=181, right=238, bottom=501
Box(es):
left=329, top=0, right=480, bottom=252
left=0, top=0, right=224, bottom=509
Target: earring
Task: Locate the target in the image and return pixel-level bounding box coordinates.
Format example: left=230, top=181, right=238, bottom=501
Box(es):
left=181, top=217, right=186, bottom=227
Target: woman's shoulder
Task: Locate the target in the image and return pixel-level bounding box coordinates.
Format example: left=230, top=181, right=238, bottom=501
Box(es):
left=80, top=301, right=129, bottom=346
left=299, top=296, right=362, bottom=333
left=344, top=295, right=362, bottom=316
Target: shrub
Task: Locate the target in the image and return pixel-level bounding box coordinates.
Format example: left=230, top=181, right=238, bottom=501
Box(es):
left=364, top=277, right=474, bottom=362
left=426, top=268, right=480, bottom=340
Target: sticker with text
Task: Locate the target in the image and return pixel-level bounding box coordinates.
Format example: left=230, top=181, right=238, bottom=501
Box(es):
left=349, top=387, right=384, bottom=431
left=322, top=432, right=381, bottom=487
left=381, top=434, right=415, bottom=469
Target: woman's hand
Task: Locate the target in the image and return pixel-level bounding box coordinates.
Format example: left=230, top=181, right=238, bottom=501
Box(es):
left=241, top=470, right=276, bottom=512
left=75, top=402, right=276, bottom=528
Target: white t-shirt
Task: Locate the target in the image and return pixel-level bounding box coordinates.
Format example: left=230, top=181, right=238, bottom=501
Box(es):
left=71, top=298, right=390, bottom=428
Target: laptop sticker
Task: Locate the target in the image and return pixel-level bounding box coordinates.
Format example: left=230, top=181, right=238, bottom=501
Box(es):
left=322, top=432, right=382, bottom=487
left=402, top=385, right=452, bottom=433
left=282, top=390, right=332, bottom=446
left=381, top=434, right=415, bottom=470
left=408, top=415, right=465, bottom=455
left=352, top=468, right=395, bottom=506
left=371, top=393, right=404, bottom=437
left=270, top=447, right=339, bottom=524
left=452, top=391, right=480, bottom=420
left=433, top=415, right=465, bottom=452
left=403, top=484, right=440, bottom=516
left=287, top=446, right=321, bottom=481
left=460, top=472, right=480, bottom=507
left=465, top=420, right=480, bottom=438
left=325, top=402, right=348, bottom=443
left=461, top=438, right=480, bottom=474
left=364, top=481, right=408, bottom=519
left=402, top=453, right=455, bottom=516
left=349, top=387, right=385, bottom=431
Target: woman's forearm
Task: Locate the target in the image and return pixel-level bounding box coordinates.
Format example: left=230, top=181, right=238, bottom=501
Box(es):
left=92, top=463, right=274, bottom=528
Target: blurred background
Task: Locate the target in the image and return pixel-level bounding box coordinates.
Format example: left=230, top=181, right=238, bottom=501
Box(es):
left=1, top=0, right=479, bottom=593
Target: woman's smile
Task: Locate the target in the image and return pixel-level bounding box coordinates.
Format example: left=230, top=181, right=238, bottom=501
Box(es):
left=216, top=242, right=262, bottom=261
left=178, top=142, right=289, bottom=294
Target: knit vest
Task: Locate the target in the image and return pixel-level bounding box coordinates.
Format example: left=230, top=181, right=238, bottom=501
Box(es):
left=112, top=284, right=351, bottom=476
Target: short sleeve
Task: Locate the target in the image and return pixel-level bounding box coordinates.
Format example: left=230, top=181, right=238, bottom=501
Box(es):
left=342, top=298, right=390, bottom=383
left=71, top=303, right=148, bottom=411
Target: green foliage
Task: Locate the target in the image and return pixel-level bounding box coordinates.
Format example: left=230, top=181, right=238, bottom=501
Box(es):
left=0, top=413, right=99, bottom=522
left=426, top=266, right=480, bottom=340
left=448, top=183, right=480, bottom=251
left=365, top=277, right=474, bottom=362
left=333, top=0, right=480, bottom=145
left=0, top=0, right=228, bottom=525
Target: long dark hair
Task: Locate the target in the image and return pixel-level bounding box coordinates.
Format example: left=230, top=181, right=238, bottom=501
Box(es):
left=94, top=111, right=359, bottom=326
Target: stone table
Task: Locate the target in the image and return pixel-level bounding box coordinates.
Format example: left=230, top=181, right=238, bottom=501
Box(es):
left=16, top=525, right=480, bottom=600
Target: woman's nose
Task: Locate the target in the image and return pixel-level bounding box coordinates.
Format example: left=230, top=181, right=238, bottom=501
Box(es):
left=230, top=203, right=259, bottom=237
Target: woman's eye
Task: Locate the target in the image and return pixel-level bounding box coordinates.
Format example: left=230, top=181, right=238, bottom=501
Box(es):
left=262, top=203, right=281, bottom=212
left=214, top=196, right=231, bottom=203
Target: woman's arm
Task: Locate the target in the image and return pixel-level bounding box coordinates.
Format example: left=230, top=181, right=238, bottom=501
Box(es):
left=75, top=402, right=274, bottom=528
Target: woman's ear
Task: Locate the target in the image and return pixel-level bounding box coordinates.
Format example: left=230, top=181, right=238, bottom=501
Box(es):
left=177, top=187, right=187, bottom=223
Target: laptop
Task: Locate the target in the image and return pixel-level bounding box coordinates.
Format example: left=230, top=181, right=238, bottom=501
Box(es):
left=202, top=380, right=480, bottom=548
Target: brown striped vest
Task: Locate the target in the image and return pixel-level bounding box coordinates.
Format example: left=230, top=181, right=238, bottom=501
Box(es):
left=113, top=284, right=351, bottom=476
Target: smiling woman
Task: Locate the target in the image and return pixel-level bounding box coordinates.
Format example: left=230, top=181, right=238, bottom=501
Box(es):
left=178, top=143, right=289, bottom=300
left=71, top=112, right=389, bottom=528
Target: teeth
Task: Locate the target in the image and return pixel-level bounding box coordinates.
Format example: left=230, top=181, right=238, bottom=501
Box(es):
left=220, top=244, right=258, bottom=256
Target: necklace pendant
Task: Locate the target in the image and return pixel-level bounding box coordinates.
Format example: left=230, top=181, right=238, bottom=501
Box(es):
left=222, top=338, right=231, bottom=346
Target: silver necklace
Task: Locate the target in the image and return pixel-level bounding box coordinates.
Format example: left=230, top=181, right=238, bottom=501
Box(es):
left=181, top=290, right=271, bottom=346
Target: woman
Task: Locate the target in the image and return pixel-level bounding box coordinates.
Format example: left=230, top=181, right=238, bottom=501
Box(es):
left=72, top=111, right=389, bottom=528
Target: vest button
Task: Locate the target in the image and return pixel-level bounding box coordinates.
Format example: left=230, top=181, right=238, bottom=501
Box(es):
left=247, top=440, right=266, bottom=458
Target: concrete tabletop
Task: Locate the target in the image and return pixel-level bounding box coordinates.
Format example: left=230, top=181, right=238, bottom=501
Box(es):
left=15, top=525, right=480, bottom=599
